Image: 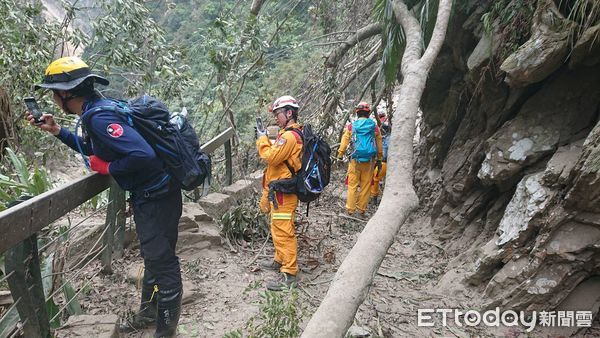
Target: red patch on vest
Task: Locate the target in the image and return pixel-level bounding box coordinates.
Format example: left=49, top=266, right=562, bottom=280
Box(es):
left=107, top=123, right=124, bottom=138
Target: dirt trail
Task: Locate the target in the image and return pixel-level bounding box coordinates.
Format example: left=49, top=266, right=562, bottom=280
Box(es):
left=67, top=169, right=600, bottom=337
left=70, top=171, right=453, bottom=337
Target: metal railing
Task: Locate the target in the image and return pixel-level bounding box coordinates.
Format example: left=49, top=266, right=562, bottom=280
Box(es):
left=0, top=127, right=234, bottom=337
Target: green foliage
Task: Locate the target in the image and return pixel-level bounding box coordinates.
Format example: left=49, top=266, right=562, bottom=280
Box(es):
left=62, top=281, right=83, bottom=315
left=225, top=289, right=304, bottom=338
left=418, top=0, right=439, bottom=47
left=224, top=329, right=243, bottom=338
left=246, top=289, right=304, bottom=338
left=0, top=148, right=52, bottom=210
left=46, top=298, right=61, bottom=328
left=86, top=189, right=109, bottom=211
left=218, top=200, right=269, bottom=243
left=245, top=280, right=262, bottom=292
left=0, top=0, right=194, bottom=173
left=155, top=0, right=320, bottom=140
left=0, top=0, right=63, bottom=108
left=373, top=0, right=440, bottom=85
left=374, top=0, right=406, bottom=85
left=41, top=252, right=55, bottom=298
left=0, top=304, right=19, bottom=337
left=82, top=0, right=193, bottom=99
left=178, top=322, right=202, bottom=337
left=40, top=252, right=62, bottom=327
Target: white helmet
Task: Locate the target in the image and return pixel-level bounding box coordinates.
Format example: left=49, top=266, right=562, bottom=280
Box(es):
left=272, top=95, right=299, bottom=111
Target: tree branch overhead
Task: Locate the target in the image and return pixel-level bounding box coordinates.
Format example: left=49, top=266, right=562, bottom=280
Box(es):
left=324, top=23, right=383, bottom=68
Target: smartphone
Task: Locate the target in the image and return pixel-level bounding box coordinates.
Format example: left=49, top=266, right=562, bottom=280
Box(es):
left=24, top=97, right=43, bottom=124
left=256, top=117, right=264, bottom=131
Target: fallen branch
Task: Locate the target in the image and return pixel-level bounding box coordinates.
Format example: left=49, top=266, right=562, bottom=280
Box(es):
left=245, top=234, right=271, bottom=267
left=305, top=278, right=333, bottom=286
left=337, top=213, right=368, bottom=223
left=325, top=23, right=383, bottom=68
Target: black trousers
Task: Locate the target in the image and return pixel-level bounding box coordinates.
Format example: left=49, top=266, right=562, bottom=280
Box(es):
left=132, top=183, right=183, bottom=291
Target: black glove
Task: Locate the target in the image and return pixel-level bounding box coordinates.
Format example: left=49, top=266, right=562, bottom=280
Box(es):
left=375, top=160, right=382, bottom=173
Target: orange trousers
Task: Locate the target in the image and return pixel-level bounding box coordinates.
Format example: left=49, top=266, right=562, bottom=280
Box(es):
left=346, top=159, right=375, bottom=214
left=371, top=161, right=387, bottom=197
left=259, top=189, right=298, bottom=275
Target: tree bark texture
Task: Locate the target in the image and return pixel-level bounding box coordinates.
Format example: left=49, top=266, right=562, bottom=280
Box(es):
left=301, top=1, right=453, bottom=337
left=250, top=0, right=265, bottom=16
left=0, top=87, right=16, bottom=157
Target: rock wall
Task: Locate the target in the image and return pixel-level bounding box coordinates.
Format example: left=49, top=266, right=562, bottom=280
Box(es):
left=415, top=0, right=600, bottom=318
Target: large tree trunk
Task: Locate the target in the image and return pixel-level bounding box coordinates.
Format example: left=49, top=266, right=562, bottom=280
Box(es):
left=0, top=86, right=16, bottom=157
left=301, top=1, right=453, bottom=337
left=250, top=0, right=265, bottom=16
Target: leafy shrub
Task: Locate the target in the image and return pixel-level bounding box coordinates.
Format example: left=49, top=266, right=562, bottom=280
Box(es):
left=0, top=147, right=53, bottom=211
left=218, top=199, right=269, bottom=243
left=225, top=288, right=304, bottom=338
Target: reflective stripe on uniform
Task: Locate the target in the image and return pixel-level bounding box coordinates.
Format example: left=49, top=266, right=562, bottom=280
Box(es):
left=272, top=213, right=292, bottom=220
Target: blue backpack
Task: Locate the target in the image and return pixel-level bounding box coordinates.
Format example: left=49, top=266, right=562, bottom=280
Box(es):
left=351, top=118, right=377, bottom=162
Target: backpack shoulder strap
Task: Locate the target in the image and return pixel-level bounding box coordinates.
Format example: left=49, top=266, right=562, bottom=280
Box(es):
left=82, top=100, right=134, bottom=127
left=283, top=160, right=296, bottom=176
left=282, top=127, right=303, bottom=176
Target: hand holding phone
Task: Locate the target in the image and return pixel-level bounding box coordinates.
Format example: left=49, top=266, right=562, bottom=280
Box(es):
left=24, top=97, right=43, bottom=124
left=256, top=117, right=267, bottom=136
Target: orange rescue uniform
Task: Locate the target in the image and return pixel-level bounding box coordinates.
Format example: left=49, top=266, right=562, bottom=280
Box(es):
left=337, top=118, right=383, bottom=214
left=371, top=161, right=387, bottom=197
left=257, top=123, right=303, bottom=276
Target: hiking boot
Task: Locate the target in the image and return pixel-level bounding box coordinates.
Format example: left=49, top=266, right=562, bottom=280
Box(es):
left=370, top=195, right=379, bottom=205
left=260, top=260, right=282, bottom=271
left=154, top=287, right=182, bottom=338
left=119, top=284, right=158, bottom=332
left=266, top=273, right=297, bottom=291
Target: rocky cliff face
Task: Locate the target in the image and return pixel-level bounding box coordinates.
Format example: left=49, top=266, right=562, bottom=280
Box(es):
left=415, top=0, right=600, bottom=328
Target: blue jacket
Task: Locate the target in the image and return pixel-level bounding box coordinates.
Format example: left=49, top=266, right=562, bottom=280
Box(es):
left=56, top=98, right=168, bottom=192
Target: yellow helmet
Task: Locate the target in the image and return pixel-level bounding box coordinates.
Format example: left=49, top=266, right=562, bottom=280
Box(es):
left=34, top=56, right=109, bottom=91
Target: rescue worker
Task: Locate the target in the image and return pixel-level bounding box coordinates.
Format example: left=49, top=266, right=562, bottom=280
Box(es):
left=256, top=95, right=303, bottom=291
left=371, top=113, right=390, bottom=199
left=25, top=56, right=182, bottom=338
left=337, top=102, right=383, bottom=218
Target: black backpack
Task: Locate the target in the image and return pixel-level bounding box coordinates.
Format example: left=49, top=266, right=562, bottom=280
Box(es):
left=269, top=124, right=331, bottom=214
left=84, top=95, right=211, bottom=191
